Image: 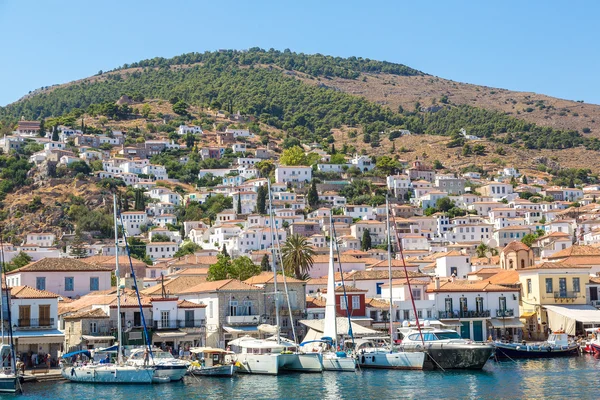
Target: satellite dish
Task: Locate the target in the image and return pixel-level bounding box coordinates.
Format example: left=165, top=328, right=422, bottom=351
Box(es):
left=486, top=238, right=498, bottom=248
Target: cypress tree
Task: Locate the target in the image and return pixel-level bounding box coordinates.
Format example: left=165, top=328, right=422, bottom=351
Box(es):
left=361, top=229, right=372, bottom=251
left=307, top=180, right=319, bottom=208
left=261, top=254, right=270, bottom=271
left=237, top=195, right=242, bottom=214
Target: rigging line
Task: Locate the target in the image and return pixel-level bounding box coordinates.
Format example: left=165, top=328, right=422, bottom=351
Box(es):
left=330, top=214, right=356, bottom=349
left=389, top=200, right=425, bottom=347
left=118, top=212, right=155, bottom=363
left=0, top=233, right=20, bottom=391
left=267, top=181, right=298, bottom=344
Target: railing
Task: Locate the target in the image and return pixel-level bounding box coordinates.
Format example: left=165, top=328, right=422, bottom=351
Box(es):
left=152, top=320, right=206, bottom=330
left=225, top=315, right=260, bottom=325
left=438, top=310, right=490, bottom=319
left=554, top=291, right=579, bottom=299
left=83, top=324, right=112, bottom=335
left=16, top=318, right=55, bottom=328
left=496, top=309, right=515, bottom=318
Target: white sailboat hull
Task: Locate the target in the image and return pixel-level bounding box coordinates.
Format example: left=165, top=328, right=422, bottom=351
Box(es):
left=279, top=353, right=323, bottom=372
left=322, top=353, right=356, bottom=371
left=0, top=373, right=19, bottom=393
left=61, top=365, right=155, bottom=383
left=234, top=354, right=280, bottom=375
left=358, top=350, right=425, bottom=370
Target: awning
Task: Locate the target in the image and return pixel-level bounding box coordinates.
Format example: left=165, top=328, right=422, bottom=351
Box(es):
left=544, top=305, right=600, bottom=336
left=154, top=330, right=188, bottom=339
left=223, top=326, right=259, bottom=333
left=489, top=318, right=524, bottom=329
left=82, top=335, right=115, bottom=341
left=438, top=319, right=462, bottom=327
left=520, top=311, right=536, bottom=318
left=13, top=329, right=64, bottom=345
left=299, top=317, right=378, bottom=336
left=62, top=349, right=92, bottom=359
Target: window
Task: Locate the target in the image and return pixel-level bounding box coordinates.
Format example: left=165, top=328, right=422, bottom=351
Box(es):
left=65, top=277, right=74, bottom=292
left=450, top=267, right=457, bottom=277
left=160, top=311, right=170, bottom=328
left=527, top=279, right=532, bottom=295
left=352, top=296, right=360, bottom=311
left=376, top=283, right=384, bottom=295
left=229, top=300, right=238, bottom=316
left=476, top=297, right=484, bottom=313
left=411, top=289, right=422, bottom=301
left=90, top=277, right=99, bottom=291
left=208, top=301, right=213, bottom=319
left=573, top=278, right=581, bottom=293
left=134, top=312, right=141, bottom=327
left=445, top=298, right=453, bottom=313
left=39, top=305, right=51, bottom=326
left=499, top=297, right=507, bottom=312
left=18, top=305, right=30, bottom=327
left=403, top=310, right=410, bottom=321
left=90, top=322, right=98, bottom=334
left=36, top=277, right=46, bottom=291
left=427, top=310, right=432, bottom=319
left=545, top=278, right=553, bottom=294
left=340, top=296, right=347, bottom=310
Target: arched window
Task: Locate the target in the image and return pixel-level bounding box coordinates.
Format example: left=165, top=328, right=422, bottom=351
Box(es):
left=509, top=260, right=514, bottom=269
left=521, top=259, right=525, bottom=269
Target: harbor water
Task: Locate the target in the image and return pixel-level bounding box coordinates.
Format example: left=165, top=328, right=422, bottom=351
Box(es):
left=15, top=356, right=600, bottom=399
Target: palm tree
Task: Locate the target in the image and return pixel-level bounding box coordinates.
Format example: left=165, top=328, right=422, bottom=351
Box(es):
left=476, top=243, right=498, bottom=258
left=281, top=234, right=315, bottom=279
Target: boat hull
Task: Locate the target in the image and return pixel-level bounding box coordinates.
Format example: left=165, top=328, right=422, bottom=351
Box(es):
left=234, top=354, right=280, bottom=375
left=278, top=353, right=323, bottom=373
left=494, top=343, right=580, bottom=359
left=358, top=351, right=425, bottom=370
left=0, top=375, right=19, bottom=393
left=403, top=343, right=494, bottom=370
left=190, top=364, right=236, bottom=377
left=152, top=364, right=188, bottom=381
left=322, top=354, right=356, bottom=372
left=61, top=365, right=155, bottom=383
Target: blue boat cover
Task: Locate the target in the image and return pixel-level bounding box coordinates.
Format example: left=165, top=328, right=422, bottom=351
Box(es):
left=62, top=349, right=92, bottom=359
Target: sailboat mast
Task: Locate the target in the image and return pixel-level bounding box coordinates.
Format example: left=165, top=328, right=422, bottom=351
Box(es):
left=113, top=194, right=123, bottom=365
left=0, top=239, right=4, bottom=344
left=266, top=181, right=280, bottom=344
left=385, top=196, right=394, bottom=341
left=323, top=212, right=338, bottom=348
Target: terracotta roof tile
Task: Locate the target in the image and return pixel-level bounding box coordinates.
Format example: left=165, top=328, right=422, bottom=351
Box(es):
left=548, top=245, right=600, bottom=259
left=244, top=272, right=305, bottom=285
left=7, top=258, right=113, bottom=275
left=63, top=308, right=109, bottom=320
left=181, top=279, right=262, bottom=294
left=10, top=285, right=60, bottom=299
left=520, top=262, right=591, bottom=270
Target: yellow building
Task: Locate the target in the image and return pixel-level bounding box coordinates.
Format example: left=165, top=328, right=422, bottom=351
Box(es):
left=518, top=262, right=592, bottom=339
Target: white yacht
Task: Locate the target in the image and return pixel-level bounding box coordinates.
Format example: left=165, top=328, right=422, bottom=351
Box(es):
left=0, top=344, right=20, bottom=393
left=228, top=336, right=322, bottom=375
left=398, top=324, right=494, bottom=370
left=351, top=338, right=426, bottom=370
left=127, top=348, right=188, bottom=381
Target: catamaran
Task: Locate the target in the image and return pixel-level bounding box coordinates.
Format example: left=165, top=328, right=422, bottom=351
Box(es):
left=61, top=195, right=156, bottom=384
left=230, top=181, right=322, bottom=374
left=301, top=213, right=356, bottom=371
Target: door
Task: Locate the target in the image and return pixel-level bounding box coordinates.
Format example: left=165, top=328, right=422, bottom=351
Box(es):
left=460, top=321, right=470, bottom=339
left=161, top=311, right=170, bottom=329
left=133, top=312, right=141, bottom=327
left=559, top=278, right=567, bottom=297
left=185, top=310, right=194, bottom=327
left=473, top=321, right=483, bottom=342
left=590, top=287, right=598, bottom=302
left=39, top=305, right=51, bottom=326
left=459, top=297, right=468, bottom=317
left=19, top=305, right=31, bottom=327
left=445, top=298, right=453, bottom=317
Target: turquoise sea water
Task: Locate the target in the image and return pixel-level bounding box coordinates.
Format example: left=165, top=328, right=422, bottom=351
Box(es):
left=14, top=356, right=600, bottom=399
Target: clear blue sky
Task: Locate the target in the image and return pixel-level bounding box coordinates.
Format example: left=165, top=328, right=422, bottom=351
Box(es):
left=0, top=0, right=598, bottom=106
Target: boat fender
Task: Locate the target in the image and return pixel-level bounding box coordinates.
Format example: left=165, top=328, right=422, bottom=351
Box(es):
left=372, top=356, right=375, bottom=362
left=71, top=368, right=75, bottom=376
left=547, top=346, right=552, bottom=352
left=516, top=346, right=521, bottom=351
left=361, top=355, right=365, bottom=364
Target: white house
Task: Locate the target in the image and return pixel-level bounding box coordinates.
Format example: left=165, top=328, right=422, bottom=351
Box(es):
left=435, top=251, right=472, bottom=279
left=146, top=242, right=179, bottom=261
left=178, top=125, right=203, bottom=135
left=275, top=166, right=312, bottom=184
left=25, top=232, right=56, bottom=247
left=4, top=258, right=113, bottom=298
left=121, top=211, right=148, bottom=236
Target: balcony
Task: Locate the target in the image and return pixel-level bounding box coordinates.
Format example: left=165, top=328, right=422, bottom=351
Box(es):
left=438, top=310, right=490, bottom=319
left=16, top=318, right=55, bottom=329
left=153, top=320, right=206, bottom=330
left=225, top=315, right=260, bottom=325
left=554, top=291, right=579, bottom=299
left=496, top=309, right=515, bottom=318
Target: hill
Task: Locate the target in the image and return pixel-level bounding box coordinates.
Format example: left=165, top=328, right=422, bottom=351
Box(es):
left=1, top=48, right=597, bottom=153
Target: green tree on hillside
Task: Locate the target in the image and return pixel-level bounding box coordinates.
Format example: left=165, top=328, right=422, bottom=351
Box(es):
left=361, top=230, right=372, bottom=251
left=307, top=180, right=319, bottom=208
left=280, top=146, right=306, bottom=166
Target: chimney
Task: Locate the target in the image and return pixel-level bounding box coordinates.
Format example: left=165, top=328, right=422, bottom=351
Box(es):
left=435, top=276, right=440, bottom=290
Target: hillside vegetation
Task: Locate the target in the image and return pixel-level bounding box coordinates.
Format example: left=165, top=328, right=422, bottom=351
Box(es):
left=1, top=48, right=594, bottom=151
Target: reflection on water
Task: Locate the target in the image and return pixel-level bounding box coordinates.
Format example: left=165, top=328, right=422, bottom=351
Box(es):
left=16, top=356, right=600, bottom=399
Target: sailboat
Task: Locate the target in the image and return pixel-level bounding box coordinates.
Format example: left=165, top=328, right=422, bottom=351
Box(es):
left=356, top=196, right=426, bottom=370
left=301, top=212, right=356, bottom=371
left=0, top=237, right=22, bottom=394
left=231, top=181, right=322, bottom=374
left=61, top=195, right=156, bottom=384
